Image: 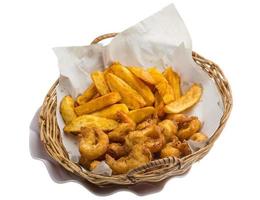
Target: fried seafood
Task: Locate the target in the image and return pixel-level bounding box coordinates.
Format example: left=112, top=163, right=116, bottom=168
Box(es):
left=60, top=96, right=77, bottom=124
left=190, top=132, right=208, bottom=142
left=160, top=145, right=181, bottom=158
left=177, top=117, right=201, bottom=140
left=158, top=119, right=178, bottom=142
left=79, top=127, right=109, bottom=161
left=105, top=144, right=152, bottom=174
left=136, top=119, right=158, bottom=130
left=125, top=125, right=165, bottom=153
left=108, top=111, right=136, bottom=142
left=107, top=143, right=128, bottom=159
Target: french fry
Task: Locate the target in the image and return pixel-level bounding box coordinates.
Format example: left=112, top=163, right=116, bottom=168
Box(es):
left=128, top=66, right=156, bottom=85
left=105, top=73, right=146, bottom=109
left=154, top=91, right=165, bottom=118
left=128, top=106, right=155, bottom=123
left=91, top=71, right=110, bottom=95
left=60, top=96, right=77, bottom=124
left=76, top=83, right=97, bottom=105
left=91, top=104, right=129, bottom=120
left=75, top=92, right=121, bottom=115
left=64, top=115, right=118, bottom=133
left=164, top=84, right=202, bottom=113
left=163, top=67, right=181, bottom=99
left=148, top=68, right=175, bottom=104
left=111, top=63, right=155, bottom=105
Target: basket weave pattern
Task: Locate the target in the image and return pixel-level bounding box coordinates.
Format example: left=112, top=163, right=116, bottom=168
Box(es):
left=39, top=33, right=232, bottom=186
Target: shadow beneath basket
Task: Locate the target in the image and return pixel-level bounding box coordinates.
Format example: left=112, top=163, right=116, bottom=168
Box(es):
left=30, top=109, right=189, bottom=196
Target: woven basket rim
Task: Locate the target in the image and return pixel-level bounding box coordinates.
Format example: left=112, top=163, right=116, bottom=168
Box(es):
left=39, top=33, right=233, bottom=186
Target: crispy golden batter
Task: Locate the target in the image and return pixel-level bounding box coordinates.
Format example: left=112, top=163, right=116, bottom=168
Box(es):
left=89, top=160, right=101, bottom=170
left=64, top=115, right=118, bottom=133
left=79, top=127, right=109, bottom=161
left=91, top=104, right=129, bottom=120
left=108, top=111, right=136, bottom=142
left=125, top=125, right=165, bottom=153
left=177, top=117, right=201, bottom=140
left=111, top=63, right=155, bottom=105
left=60, top=96, right=77, bottom=124
left=164, top=84, right=202, bottom=113
left=107, top=143, right=128, bottom=159
left=105, top=73, right=146, bottom=109
left=105, top=144, right=152, bottom=174
left=158, top=119, right=178, bottom=142
left=160, top=145, right=181, bottom=158
left=128, top=66, right=156, bottom=85
left=91, top=71, right=110, bottom=95
left=190, top=132, right=208, bottom=142
left=76, top=83, right=97, bottom=105
left=148, top=68, right=175, bottom=104
left=163, top=67, right=181, bottom=99
left=128, top=106, right=155, bottom=123
left=75, top=92, right=121, bottom=115
left=136, top=119, right=158, bottom=130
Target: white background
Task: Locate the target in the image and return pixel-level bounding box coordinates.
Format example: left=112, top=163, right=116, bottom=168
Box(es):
left=0, top=0, right=259, bottom=199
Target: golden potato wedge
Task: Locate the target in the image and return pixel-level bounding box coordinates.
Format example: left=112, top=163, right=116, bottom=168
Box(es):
left=105, top=73, right=146, bottom=109
left=148, top=68, right=174, bottom=104
left=128, top=106, right=155, bottom=123
left=60, top=96, right=77, bottom=124
left=75, top=92, right=121, bottom=116
left=111, top=63, right=155, bottom=106
left=91, top=71, right=110, bottom=95
left=128, top=66, right=156, bottom=85
left=164, top=84, right=202, bottom=113
left=64, top=115, right=118, bottom=133
left=91, top=104, right=129, bottom=120
left=76, top=83, right=97, bottom=105
left=154, top=91, right=165, bottom=118
left=163, top=67, right=181, bottom=99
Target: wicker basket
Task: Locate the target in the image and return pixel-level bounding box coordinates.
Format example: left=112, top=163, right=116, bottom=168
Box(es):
left=39, top=33, right=232, bottom=186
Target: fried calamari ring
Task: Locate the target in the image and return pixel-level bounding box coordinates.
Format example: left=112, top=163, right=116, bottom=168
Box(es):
left=177, top=117, right=201, bottom=140
left=190, top=132, right=208, bottom=142
left=158, top=119, right=178, bottom=142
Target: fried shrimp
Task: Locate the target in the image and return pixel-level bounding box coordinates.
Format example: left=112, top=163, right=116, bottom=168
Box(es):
left=105, top=144, right=152, bottom=174
left=79, top=127, right=109, bottom=161
left=177, top=117, right=201, bottom=140
left=108, top=111, right=136, bottom=142
left=107, top=143, right=128, bottom=159
left=125, top=125, right=165, bottom=153
left=166, top=113, right=192, bottom=124
left=158, top=119, right=178, bottom=142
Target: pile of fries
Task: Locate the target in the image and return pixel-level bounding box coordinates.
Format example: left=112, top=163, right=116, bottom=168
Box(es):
left=60, top=62, right=208, bottom=174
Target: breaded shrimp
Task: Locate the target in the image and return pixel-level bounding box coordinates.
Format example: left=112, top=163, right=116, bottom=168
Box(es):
left=107, top=143, right=128, bottom=159
left=105, top=144, right=152, bottom=174
left=125, top=125, right=165, bottom=153
left=136, top=118, right=158, bottom=130
left=79, top=127, right=109, bottom=161
left=190, top=132, right=208, bottom=142
left=108, top=111, right=136, bottom=142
